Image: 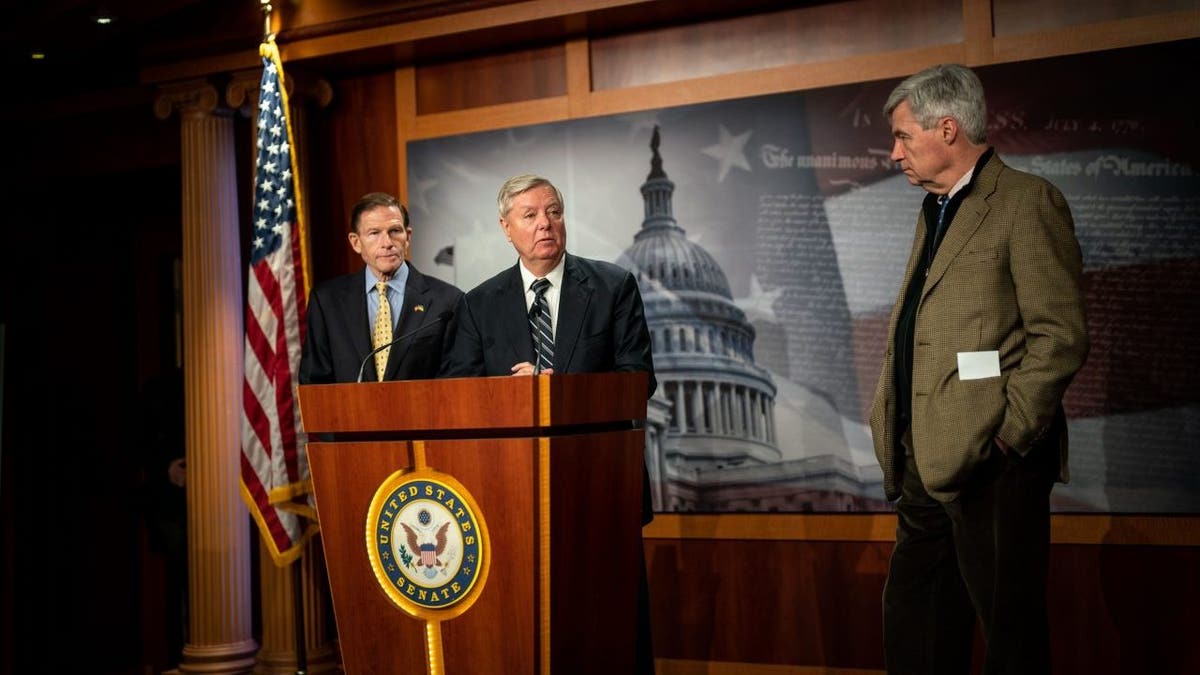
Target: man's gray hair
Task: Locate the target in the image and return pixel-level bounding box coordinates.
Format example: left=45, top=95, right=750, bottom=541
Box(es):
left=497, top=174, right=564, bottom=218
left=884, top=63, right=988, bottom=144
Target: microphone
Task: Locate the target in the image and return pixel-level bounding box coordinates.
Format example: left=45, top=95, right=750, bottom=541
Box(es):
left=356, top=309, right=453, bottom=383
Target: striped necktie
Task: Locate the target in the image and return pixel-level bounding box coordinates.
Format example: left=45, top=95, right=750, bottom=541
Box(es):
left=372, top=280, right=392, bottom=382
left=934, top=195, right=951, bottom=242
left=529, top=278, right=554, bottom=373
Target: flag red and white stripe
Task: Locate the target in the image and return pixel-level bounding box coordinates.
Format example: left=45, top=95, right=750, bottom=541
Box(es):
left=240, top=37, right=315, bottom=565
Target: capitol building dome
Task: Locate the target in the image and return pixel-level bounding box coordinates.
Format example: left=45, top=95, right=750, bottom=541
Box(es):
left=619, top=127, right=779, bottom=510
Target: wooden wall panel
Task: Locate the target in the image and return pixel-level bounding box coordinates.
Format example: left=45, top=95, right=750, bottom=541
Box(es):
left=994, top=0, right=1199, bottom=37
left=308, top=70, right=400, bottom=282
left=415, top=45, right=566, bottom=115
left=590, top=0, right=961, bottom=91
left=646, top=539, right=889, bottom=668
left=646, top=537, right=1200, bottom=673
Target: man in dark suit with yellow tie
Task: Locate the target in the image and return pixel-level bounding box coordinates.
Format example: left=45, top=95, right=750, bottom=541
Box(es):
left=440, top=174, right=656, bottom=674
left=300, top=192, right=462, bottom=384
left=869, top=64, right=1089, bottom=674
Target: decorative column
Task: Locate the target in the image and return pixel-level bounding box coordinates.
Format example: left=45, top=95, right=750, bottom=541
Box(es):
left=227, top=68, right=340, bottom=675
left=155, top=79, right=258, bottom=674
left=644, top=392, right=671, bottom=513
left=749, top=390, right=759, bottom=440
left=738, top=386, right=750, bottom=437
left=716, top=384, right=728, bottom=436
left=767, top=403, right=776, bottom=444
left=702, top=384, right=711, bottom=435
left=672, top=381, right=686, bottom=433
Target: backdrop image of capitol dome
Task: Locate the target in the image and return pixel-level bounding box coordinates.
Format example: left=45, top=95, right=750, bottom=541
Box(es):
left=614, top=126, right=885, bottom=513
left=408, top=105, right=891, bottom=514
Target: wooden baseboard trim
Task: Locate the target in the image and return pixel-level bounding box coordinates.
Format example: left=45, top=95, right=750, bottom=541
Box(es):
left=657, top=658, right=883, bottom=675
left=642, top=514, right=1200, bottom=546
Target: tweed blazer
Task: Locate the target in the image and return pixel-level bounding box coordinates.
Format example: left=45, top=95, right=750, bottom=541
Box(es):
left=869, top=153, right=1089, bottom=502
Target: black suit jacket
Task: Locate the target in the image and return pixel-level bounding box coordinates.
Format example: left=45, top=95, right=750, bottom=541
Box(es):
left=440, top=253, right=656, bottom=396
left=300, top=263, right=463, bottom=384
left=440, top=253, right=657, bottom=524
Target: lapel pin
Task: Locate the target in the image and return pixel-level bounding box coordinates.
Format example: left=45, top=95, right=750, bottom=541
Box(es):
left=413, top=305, right=426, bottom=312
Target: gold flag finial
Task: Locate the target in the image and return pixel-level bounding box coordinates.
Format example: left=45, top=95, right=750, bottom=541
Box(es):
left=260, top=0, right=273, bottom=42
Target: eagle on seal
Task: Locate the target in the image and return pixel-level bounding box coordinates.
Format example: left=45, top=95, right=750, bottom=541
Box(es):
left=401, top=521, right=451, bottom=568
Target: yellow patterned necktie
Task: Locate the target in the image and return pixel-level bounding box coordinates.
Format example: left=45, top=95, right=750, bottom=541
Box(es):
left=372, top=280, right=392, bottom=382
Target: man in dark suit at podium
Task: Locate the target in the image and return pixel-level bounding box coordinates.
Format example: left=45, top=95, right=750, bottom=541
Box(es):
left=440, top=174, right=656, bottom=394
left=440, top=174, right=657, bottom=674
left=300, top=192, right=462, bottom=384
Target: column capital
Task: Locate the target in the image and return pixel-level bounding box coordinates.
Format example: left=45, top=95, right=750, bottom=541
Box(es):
left=225, top=69, right=263, bottom=116
left=154, top=78, right=223, bottom=120
left=225, top=66, right=333, bottom=114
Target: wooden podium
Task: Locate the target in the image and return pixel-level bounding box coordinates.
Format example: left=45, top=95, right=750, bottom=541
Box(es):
left=298, top=372, right=649, bottom=675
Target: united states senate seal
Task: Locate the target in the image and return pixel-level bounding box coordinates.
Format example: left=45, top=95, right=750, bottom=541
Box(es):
left=366, top=470, right=490, bottom=618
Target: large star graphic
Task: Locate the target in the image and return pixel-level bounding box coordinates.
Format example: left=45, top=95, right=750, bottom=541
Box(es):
left=735, top=274, right=784, bottom=321
left=701, top=125, right=753, bottom=182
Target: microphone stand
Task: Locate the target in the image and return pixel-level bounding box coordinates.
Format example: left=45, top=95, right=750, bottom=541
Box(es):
left=356, top=308, right=449, bottom=382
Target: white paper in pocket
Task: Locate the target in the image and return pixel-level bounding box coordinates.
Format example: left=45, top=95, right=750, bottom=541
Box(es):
left=957, top=350, right=1001, bottom=380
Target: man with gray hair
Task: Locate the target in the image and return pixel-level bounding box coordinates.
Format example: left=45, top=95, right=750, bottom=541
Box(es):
left=869, top=64, right=1089, bottom=674
left=440, top=173, right=656, bottom=674
left=440, top=174, right=655, bottom=393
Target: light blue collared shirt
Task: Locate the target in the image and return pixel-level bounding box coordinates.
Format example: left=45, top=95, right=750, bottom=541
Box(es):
left=365, top=262, right=409, bottom=334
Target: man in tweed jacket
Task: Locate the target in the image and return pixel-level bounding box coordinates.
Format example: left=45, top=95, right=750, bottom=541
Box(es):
left=869, top=64, right=1089, bottom=675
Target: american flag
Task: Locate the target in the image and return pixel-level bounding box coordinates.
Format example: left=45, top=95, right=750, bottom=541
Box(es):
left=240, top=38, right=315, bottom=565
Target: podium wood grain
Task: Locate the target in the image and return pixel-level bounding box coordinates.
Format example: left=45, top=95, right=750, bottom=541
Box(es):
left=300, top=373, right=648, bottom=674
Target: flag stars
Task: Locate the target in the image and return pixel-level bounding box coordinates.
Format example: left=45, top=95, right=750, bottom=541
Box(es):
left=247, top=54, right=300, bottom=267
